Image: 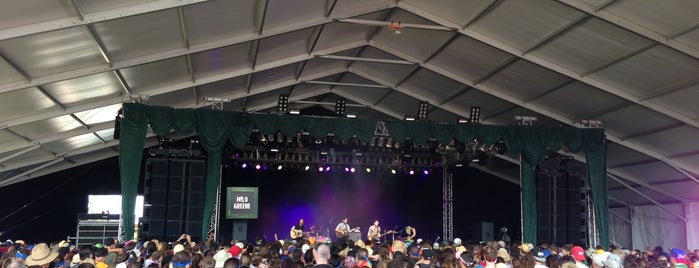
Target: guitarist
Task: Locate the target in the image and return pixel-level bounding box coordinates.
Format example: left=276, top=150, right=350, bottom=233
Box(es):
left=335, top=218, right=351, bottom=245
left=367, top=220, right=381, bottom=242
left=290, top=218, right=305, bottom=243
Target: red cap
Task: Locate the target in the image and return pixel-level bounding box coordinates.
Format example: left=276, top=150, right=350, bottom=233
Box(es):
left=228, top=246, right=242, bottom=257
left=572, top=246, right=585, bottom=261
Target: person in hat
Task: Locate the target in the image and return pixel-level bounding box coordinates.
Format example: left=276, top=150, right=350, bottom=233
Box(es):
left=454, top=238, right=466, bottom=253
left=26, top=243, right=59, bottom=268
left=532, top=247, right=549, bottom=268
left=670, top=248, right=689, bottom=268
left=414, top=248, right=432, bottom=268
left=570, top=246, right=588, bottom=268
left=213, top=249, right=232, bottom=268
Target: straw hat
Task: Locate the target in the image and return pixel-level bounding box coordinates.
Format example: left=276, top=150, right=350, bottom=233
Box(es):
left=26, top=243, right=59, bottom=266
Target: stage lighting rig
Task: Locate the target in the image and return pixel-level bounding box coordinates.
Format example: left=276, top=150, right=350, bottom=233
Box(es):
left=515, top=116, right=537, bottom=126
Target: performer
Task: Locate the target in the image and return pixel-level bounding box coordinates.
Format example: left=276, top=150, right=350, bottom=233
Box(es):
left=367, top=220, right=381, bottom=242
left=290, top=218, right=305, bottom=242
left=335, top=217, right=351, bottom=245
left=405, top=226, right=416, bottom=245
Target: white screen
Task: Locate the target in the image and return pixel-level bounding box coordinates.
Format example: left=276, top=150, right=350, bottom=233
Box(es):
left=87, top=195, right=144, bottom=224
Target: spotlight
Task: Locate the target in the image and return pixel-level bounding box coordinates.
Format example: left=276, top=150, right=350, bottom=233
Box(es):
left=325, top=166, right=331, bottom=172
left=335, top=98, right=346, bottom=116
left=417, top=101, right=428, bottom=120
left=241, top=163, right=248, bottom=169
left=350, top=167, right=356, bottom=173
left=457, top=118, right=469, bottom=124
left=255, top=164, right=261, bottom=170
left=346, top=113, right=357, bottom=118
left=423, top=169, right=429, bottom=175
left=470, top=106, right=480, bottom=124
left=404, top=115, right=416, bottom=121
left=277, top=165, right=283, bottom=170
left=318, top=166, right=324, bottom=172
left=366, top=167, right=372, bottom=173
left=409, top=169, right=415, bottom=175
left=262, top=165, right=268, bottom=171
left=290, top=109, right=300, bottom=115
left=391, top=169, right=397, bottom=174
left=305, top=165, right=311, bottom=171
left=344, top=167, right=350, bottom=173
left=277, top=94, right=289, bottom=114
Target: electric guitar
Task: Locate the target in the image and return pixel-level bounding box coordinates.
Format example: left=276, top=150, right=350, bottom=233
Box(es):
left=335, top=227, right=360, bottom=238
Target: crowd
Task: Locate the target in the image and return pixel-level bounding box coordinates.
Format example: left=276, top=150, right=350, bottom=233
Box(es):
left=0, top=235, right=697, bottom=268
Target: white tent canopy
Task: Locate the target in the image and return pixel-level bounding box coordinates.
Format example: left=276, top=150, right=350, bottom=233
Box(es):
left=1, top=0, right=698, bottom=249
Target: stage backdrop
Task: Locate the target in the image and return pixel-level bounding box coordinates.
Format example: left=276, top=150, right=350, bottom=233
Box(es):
left=118, top=103, right=607, bottom=246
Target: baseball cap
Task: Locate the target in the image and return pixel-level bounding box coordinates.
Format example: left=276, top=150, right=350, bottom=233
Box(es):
left=532, top=247, right=546, bottom=262
left=571, top=246, right=586, bottom=261
left=421, top=249, right=433, bottom=259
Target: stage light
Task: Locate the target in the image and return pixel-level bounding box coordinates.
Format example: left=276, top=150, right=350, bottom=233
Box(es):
left=417, top=101, right=428, bottom=120
left=262, top=165, right=268, bottom=170
left=470, top=106, right=480, bottom=124
left=255, top=164, right=261, bottom=170
left=423, top=169, right=429, bottom=175
left=305, top=165, right=311, bottom=171
left=277, top=165, right=283, bottom=170
left=391, top=169, right=397, bottom=174
left=346, top=113, right=356, bottom=118
left=409, top=169, right=415, bottom=175
left=404, top=115, right=416, bottom=121
left=241, top=163, right=248, bottom=169
left=350, top=167, right=356, bottom=173
left=318, top=166, right=324, bottom=172
left=325, top=166, right=331, bottom=172
left=277, top=94, right=289, bottom=114
left=335, top=98, right=346, bottom=116
left=290, top=109, right=300, bottom=115
left=366, top=167, right=371, bottom=173
left=457, top=118, right=469, bottom=124
left=344, top=167, right=350, bottom=172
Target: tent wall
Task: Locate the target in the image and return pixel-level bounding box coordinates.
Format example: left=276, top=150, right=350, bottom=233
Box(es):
left=688, top=202, right=699, bottom=250
left=611, top=203, right=687, bottom=250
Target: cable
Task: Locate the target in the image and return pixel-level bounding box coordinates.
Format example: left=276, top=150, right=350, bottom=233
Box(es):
left=0, top=161, right=100, bottom=225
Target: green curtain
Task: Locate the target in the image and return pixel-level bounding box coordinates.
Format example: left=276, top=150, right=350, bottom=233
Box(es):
left=586, top=132, right=608, bottom=248
left=118, top=104, right=149, bottom=239
left=520, top=159, right=537, bottom=244
left=118, top=103, right=607, bottom=245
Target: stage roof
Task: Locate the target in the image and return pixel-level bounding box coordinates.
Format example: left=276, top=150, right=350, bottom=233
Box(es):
left=1, top=0, right=698, bottom=208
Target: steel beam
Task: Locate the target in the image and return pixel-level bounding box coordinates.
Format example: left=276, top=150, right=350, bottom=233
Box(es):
left=0, top=4, right=391, bottom=94
left=558, top=0, right=699, bottom=60
left=368, top=40, right=699, bottom=184
left=0, top=0, right=213, bottom=41
left=0, top=41, right=367, bottom=130
left=397, top=2, right=699, bottom=134
left=608, top=173, right=687, bottom=222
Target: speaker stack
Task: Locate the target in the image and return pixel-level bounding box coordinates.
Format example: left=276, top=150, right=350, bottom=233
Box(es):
left=535, top=157, right=588, bottom=245
left=141, top=158, right=206, bottom=241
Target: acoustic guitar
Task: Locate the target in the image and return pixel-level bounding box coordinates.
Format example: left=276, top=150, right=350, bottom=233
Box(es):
left=335, top=227, right=360, bottom=238
left=368, top=230, right=395, bottom=241
left=290, top=225, right=315, bottom=239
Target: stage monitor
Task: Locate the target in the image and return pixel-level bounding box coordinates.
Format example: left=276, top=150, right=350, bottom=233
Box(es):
left=226, top=187, right=259, bottom=219
left=87, top=195, right=144, bottom=224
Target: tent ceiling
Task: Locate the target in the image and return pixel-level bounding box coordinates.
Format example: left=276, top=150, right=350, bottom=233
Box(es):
left=1, top=0, right=698, bottom=206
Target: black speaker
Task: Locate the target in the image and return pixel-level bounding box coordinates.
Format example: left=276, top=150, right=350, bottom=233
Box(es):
left=142, top=158, right=206, bottom=241
left=535, top=159, right=587, bottom=245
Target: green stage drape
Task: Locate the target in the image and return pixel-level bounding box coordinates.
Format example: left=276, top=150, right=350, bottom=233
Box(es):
left=118, top=103, right=607, bottom=247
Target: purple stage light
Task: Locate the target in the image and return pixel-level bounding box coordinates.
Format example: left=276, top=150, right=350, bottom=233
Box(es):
left=318, top=166, right=324, bottom=172
left=325, top=166, right=331, bottom=172
left=350, top=167, right=356, bottom=173
left=344, top=167, right=350, bottom=172
left=241, top=163, right=248, bottom=169
left=255, top=164, right=261, bottom=170
left=409, top=170, right=415, bottom=175
left=423, top=169, right=429, bottom=175
left=262, top=165, right=268, bottom=170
